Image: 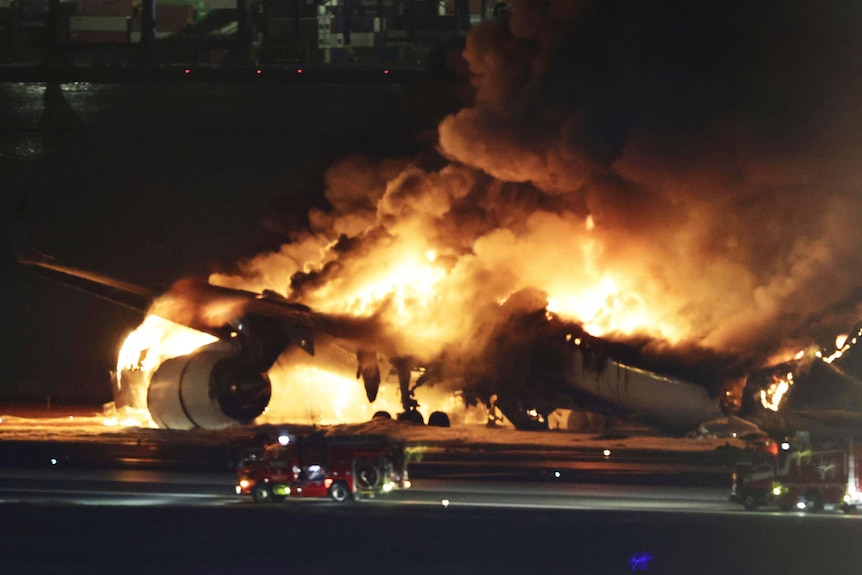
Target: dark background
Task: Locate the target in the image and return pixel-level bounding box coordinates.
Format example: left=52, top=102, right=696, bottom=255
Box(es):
left=0, top=79, right=425, bottom=405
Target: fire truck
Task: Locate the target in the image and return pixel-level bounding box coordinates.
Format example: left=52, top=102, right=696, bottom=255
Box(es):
left=236, top=432, right=410, bottom=503
left=730, top=434, right=862, bottom=512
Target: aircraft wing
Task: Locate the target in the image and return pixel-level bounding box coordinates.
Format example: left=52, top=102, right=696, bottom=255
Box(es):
left=16, top=247, right=364, bottom=353
left=17, top=249, right=159, bottom=316
left=17, top=248, right=394, bottom=429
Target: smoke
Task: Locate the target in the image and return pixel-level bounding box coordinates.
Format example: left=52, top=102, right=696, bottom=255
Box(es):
left=212, top=0, right=862, bottom=388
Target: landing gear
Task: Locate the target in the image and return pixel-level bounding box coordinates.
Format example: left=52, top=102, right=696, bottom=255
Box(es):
left=496, top=401, right=550, bottom=431
left=397, top=409, right=424, bottom=425
left=374, top=356, right=451, bottom=428
left=428, top=411, right=450, bottom=427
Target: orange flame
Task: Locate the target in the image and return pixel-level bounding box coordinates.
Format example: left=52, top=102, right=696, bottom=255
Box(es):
left=759, top=372, right=793, bottom=411
left=111, top=316, right=216, bottom=426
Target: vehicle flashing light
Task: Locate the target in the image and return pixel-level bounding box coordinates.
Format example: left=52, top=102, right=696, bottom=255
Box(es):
left=442, top=499, right=450, bottom=508
left=324, top=478, right=333, bottom=488
left=781, top=442, right=791, bottom=451
left=554, top=471, right=561, bottom=478
left=603, top=449, right=611, bottom=457
left=239, top=479, right=250, bottom=489
left=796, top=501, right=807, bottom=510
left=277, top=433, right=290, bottom=446
left=50, top=458, right=57, bottom=465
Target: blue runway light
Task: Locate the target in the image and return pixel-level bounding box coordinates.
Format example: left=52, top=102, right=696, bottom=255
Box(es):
left=627, top=552, right=654, bottom=571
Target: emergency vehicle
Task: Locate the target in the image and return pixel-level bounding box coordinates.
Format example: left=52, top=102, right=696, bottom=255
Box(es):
left=236, top=432, right=410, bottom=503
left=730, top=433, right=862, bottom=512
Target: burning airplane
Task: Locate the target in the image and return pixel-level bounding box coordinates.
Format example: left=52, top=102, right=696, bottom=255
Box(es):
left=18, top=1, right=862, bottom=433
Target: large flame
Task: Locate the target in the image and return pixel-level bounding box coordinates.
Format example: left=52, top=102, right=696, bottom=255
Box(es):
left=115, top=3, right=862, bottom=426
left=759, top=372, right=793, bottom=412
left=112, top=316, right=216, bottom=426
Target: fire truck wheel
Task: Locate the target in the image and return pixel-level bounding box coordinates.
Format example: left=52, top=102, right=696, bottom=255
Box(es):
left=355, top=461, right=381, bottom=489
left=251, top=485, right=271, bottom=503
left=329, top=481, right=352, bottom=503
left=372, top=411, right=392, bottom=420
left=805, top=491, right=823, bottom=513
left=742, top=494, right=759, bottom=511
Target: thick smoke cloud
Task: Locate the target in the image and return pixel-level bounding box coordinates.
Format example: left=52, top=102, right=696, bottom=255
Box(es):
left=213, top=1, right=862, bottom=386
left=440, top=1, right=862, bottom=360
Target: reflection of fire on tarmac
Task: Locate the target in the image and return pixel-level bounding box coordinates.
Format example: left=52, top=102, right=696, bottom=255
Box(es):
left=0, top=405, right=741, bottom=454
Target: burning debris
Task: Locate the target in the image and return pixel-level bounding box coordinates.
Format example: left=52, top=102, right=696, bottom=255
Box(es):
left=115, top=1, right=862, bottom=428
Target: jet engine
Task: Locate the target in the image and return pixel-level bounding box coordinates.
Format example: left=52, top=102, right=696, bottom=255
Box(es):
left=147, top=341, right=272, bottom=429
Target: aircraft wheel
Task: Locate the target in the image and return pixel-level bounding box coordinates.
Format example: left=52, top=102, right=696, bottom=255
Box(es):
left=742, top=494, right=759, bottom=511
left=329, top=481, right=352, bottom=503
left=372, top=410, right=392, bottom=421
left=428, top=411, right=450, bottom=427
left=251, top=485, right=271, bottom=503
left=397, top=410, right=424, bottom=425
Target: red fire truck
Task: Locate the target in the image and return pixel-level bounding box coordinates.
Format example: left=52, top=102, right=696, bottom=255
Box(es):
left=236, top=432, right=410, bottom=503
left=730, top=434, right=862, bottom=512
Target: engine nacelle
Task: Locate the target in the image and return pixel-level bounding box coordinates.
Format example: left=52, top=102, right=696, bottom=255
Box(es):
left=147, top=342, right=272, bottom=430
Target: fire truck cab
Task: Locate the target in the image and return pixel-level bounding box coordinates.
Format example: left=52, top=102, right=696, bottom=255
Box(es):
left=730, top=433, right=862, bottom=512
left=236, top=432, right=410, bottom=503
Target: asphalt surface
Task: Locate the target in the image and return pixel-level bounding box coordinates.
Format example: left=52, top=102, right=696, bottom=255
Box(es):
left=0, top=415, right=856, bottom=575
left=2, top=466, right=862, bottom=575
left=0, top=431, right=740, bottom=488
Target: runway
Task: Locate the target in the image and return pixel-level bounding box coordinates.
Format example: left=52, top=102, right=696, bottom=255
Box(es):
left=2, top=467, right=862, bottom=575
left=0, top=412, right=860, bottom=574
left=0, top=466, right=735, bottom=512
